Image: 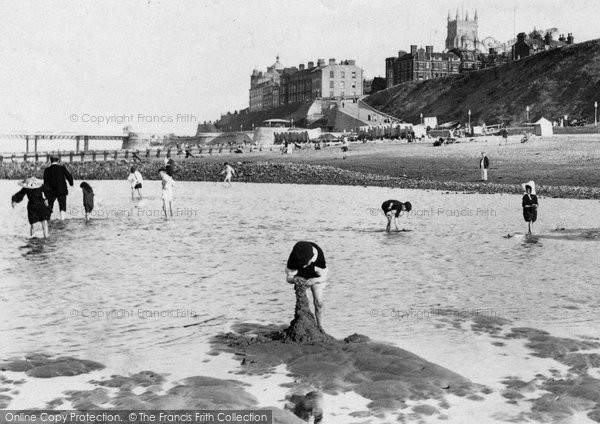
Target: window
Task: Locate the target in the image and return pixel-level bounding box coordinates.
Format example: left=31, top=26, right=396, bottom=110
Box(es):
left=341, top=71, right=345, bottom=78
left=351, top=82, right=356, bottom=88
left=329, top=91, right=334, bottom=98
left=330, top=71, right=334, bottom=78
left=341, top=91, right=345, bottom=97
left=330, top=81, right=334, bottom=88
left=341, top=81, right=345, bottom=89
left=352, top=71, right=356, bottom=78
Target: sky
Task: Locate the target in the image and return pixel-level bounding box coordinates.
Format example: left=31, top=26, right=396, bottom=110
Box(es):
left=0, top=0, right=599, bottom=135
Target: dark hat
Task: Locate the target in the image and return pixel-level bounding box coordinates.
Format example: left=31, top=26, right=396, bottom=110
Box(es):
left=50, top=156, right=59, bottom=162
left=291, top=241, right=314, bottom=266
left=403, top=201, right=412, bottom=212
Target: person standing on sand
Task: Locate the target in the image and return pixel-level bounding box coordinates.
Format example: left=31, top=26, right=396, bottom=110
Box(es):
left=500, top=125, right=508, bottom=145
left=479, top=152, right=490, bottom=181
left=43, top=156, right=74, bottom=221
left=341, top=136, right=349, bottom=159
left=127, top=166, right=143, bottom=200
left=381, top=200, right=412, bottom=233
left=286, top=241, right=328, bottom=331
left=11, top=177, right=51, bottom=238
left=159, top=168, right=175, bottom=218
left=522, top=181, right=539, bottom=234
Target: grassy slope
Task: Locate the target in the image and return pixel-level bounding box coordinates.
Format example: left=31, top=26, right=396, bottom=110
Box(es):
left=214, top=102, right=313, bottom=131
left=365, top=39, right=600, bottom=125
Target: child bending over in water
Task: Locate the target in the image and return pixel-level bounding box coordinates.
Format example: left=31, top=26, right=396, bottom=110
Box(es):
left=381, top=200, right=412, bottom=233
left=80, top=182, right=94, bottom=221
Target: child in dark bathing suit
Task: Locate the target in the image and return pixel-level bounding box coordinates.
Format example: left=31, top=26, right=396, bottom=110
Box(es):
left=381, top=200, right=412, bottom=232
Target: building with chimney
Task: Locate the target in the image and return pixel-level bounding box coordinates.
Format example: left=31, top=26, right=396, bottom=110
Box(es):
left=385, top=45, right=460, bottom=87
left=249, top=57, right=363, bottom=112
left=249, top=56, right=285, bottom=112
left=445, top=9, right=479, bottom=51
left=512, top=31, right=574, bottom=60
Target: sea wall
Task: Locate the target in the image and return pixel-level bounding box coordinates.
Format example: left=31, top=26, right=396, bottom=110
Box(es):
left=2, top=161, right=600, bottom=199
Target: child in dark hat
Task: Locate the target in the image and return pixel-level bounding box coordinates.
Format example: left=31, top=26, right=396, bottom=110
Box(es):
left=521, top=181, right=538, bottom=234
left=11, top=177, right=51, bottom=238
left=80, top=182, right=94, bottom=221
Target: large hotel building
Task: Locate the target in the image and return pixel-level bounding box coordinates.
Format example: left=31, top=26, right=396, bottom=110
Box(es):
left=249, top=56, right=363, bottom=112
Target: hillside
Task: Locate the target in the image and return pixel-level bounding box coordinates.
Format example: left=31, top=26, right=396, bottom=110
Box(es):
left=365, top=39, right=600, bottom=125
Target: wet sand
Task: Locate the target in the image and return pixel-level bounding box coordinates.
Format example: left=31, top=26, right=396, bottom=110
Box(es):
left=3, top=283, right=600, bottom=422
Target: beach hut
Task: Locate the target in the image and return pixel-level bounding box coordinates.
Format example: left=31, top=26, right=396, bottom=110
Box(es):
left=533, top=117, right=553, bottom=136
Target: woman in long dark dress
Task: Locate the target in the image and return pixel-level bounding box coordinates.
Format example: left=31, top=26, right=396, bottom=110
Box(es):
left=522, top=181, right=538, bottom=235
left=11, top=177, right=51, bottom=238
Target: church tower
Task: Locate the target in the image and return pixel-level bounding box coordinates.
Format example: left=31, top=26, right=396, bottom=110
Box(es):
left=445, top=9, right=479, bottom=51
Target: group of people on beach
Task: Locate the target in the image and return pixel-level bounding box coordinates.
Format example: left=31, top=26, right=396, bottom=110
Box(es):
left=11, top=157, right=240, bottom=236
left=11, top=156, right=95, bottom=238
left=292, top=183, right=538, bottom=331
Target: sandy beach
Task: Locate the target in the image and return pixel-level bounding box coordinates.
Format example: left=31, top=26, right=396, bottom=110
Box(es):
left=3, top=134, right=600, bottom=199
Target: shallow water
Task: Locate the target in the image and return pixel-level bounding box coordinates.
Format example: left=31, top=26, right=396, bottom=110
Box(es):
left=1, top=180, right=600, bottom=418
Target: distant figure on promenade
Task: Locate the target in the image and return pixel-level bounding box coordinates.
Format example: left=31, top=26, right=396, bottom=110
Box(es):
left=79, top=182, right=94, bottom=221
left=522, top=180, right=539, bottom=235
left=479, top=152, right=490, bottom=181
left=500, top=125, right=508, bottom=145
left=159, top=168, right=175, bottom=218
left=341, top=136, right=349, bottom=159
left=184, top=144, right=196, bottom=158
left=131, top=151, right=143, bottom=162
left=381, top=200, right=412, bottom=233
left=43, top=156, right=74, bottom=221
left=127, top=166, right=143, bottom=200
left=286, top=241, right=328, bottom=330
left=221, top=162, right=236, bottom=187
left=11, top=177, right=51, bottom=238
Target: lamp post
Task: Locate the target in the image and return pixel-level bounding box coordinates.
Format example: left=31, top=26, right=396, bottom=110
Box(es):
left=468, top=109, right=471, bottom=132
left=595, top=101, right=598, bottom=126
left=420, top=112, right=423, bottom=125
left=526, top=105, right=530, bottom=122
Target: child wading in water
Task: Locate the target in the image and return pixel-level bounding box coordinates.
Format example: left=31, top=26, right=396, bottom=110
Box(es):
left=127, top=166, right=143, bottom=199
left=11, top=177, right=51, bottom=238
left=522, top=180, right=538, bottom=234
left=80, top=182, right=94, bottom=221
left=221, top=162, right=236, bottom=187
left=381, top=200, right=412, bottom=233
left=159, top=167, right=174, bottom=218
